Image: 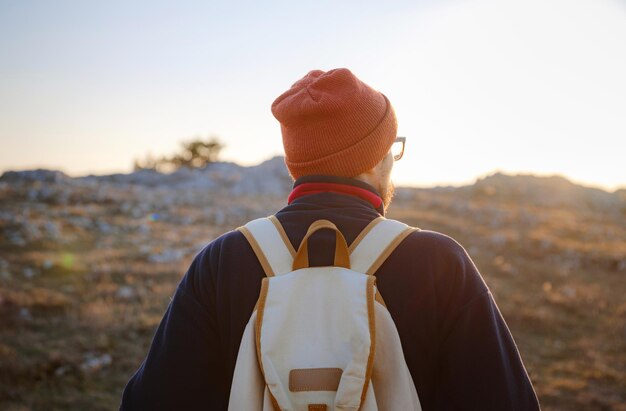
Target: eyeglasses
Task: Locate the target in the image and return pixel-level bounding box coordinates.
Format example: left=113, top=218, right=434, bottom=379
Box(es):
left=392, top=136, right=406, bottom=161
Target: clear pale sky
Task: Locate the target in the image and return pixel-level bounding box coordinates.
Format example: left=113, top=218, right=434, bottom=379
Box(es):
left=1, top=0, right=625, bottom=190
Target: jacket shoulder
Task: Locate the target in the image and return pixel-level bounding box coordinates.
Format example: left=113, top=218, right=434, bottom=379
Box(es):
left=399, top=226, right=471, bottom=261
left=194, top=226, right=252, bottom=263
left=180, top=228, right=252, bottom=300
left=379, top=225, right=489, bottom=304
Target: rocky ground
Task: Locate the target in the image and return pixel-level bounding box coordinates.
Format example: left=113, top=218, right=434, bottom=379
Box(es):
left=0, top=159, right=624, bottom=410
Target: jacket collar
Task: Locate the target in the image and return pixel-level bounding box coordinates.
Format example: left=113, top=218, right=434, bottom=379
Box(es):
left=288, top=175, right=385, bottom=216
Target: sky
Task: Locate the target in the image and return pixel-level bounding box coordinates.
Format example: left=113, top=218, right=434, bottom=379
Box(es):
left=0, top=0, right=625, bottom=190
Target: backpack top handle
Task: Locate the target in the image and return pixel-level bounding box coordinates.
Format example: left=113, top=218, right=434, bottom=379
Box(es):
left=292, top=219, right=350, bottom=271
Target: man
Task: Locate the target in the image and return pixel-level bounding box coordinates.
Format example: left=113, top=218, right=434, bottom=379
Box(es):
left=120, top=68, right=540, bottom=410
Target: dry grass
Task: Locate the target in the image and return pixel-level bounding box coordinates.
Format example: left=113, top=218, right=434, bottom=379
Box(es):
left=390, top=188, right=626, bottom=411
left=0, top=180, right=624, bottom=410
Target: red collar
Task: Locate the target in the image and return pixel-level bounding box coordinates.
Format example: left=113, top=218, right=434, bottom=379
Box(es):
left=288, top=181, right=384, bottom=211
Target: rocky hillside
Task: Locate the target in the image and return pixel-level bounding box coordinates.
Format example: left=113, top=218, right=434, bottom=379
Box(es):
left=0, top=158, right=624, bottom=411
left=2, top=156, right=624, bottom=212
left=1, top=155, right=292, bottom=193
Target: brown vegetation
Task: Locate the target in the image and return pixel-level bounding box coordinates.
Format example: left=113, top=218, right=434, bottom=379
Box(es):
left=0, top=167, right=624, bottom=410
left=133, top=136, right=224, bottom=172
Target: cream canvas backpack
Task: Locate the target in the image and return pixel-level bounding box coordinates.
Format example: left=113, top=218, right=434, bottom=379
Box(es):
left=228, top=215, right=423, bottom=411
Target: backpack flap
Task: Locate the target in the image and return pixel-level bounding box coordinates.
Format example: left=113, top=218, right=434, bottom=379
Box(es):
left=255, top=220, right=376, bottom=410
left=256, top=267, right=376, bottom=410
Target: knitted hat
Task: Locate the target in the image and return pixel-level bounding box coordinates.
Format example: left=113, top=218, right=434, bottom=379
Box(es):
left=271, top=68, right=397, bottom=180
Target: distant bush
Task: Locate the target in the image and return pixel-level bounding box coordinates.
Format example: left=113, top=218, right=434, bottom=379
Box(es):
left=133, top=136, right=224, bottom=172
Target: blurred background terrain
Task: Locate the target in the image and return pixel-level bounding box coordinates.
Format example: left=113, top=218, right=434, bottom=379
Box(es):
left=0, top=154, right=625, bottom=411
left=1, top=1, right=625, bottom=410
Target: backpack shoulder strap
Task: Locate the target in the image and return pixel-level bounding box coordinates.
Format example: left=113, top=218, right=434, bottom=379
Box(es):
left=350, top=218, right=419, bottom=275
left=237, top=215, right=296, bottom=277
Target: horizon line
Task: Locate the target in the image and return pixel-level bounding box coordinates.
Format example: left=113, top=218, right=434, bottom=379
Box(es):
left=1, top=155, right=624, bottom=194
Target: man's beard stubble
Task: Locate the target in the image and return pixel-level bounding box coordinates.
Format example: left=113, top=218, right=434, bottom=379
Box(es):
left=380, top=180, right=395, bottom=214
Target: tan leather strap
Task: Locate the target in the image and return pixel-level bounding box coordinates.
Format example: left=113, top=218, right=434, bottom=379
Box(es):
left=347, top=216, right=384, bottom=253
left=350, top=218, right=419, bottom=275
left=293, top=220, right=350, bottom=270
left=254, top=278, right=282, bottom=411
left=240, top=216, right=418, bottom=277
left=237, top=216, right=295, bottom=277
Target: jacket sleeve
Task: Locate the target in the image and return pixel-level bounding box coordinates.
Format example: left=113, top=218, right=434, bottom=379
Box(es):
left=119, top=243, right=228, bottom=410
left=435, top=244, right=541, bottom=411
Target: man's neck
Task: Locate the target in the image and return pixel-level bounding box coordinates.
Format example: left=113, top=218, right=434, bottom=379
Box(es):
left=288, top=175, right=385, bottom=215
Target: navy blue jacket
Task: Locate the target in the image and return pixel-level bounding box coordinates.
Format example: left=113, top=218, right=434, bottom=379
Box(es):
left=120, top=175, right=540, bottom=410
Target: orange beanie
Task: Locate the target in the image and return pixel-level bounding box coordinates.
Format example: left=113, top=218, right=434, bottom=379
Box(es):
left=271, top=68, right=397, bottom=180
